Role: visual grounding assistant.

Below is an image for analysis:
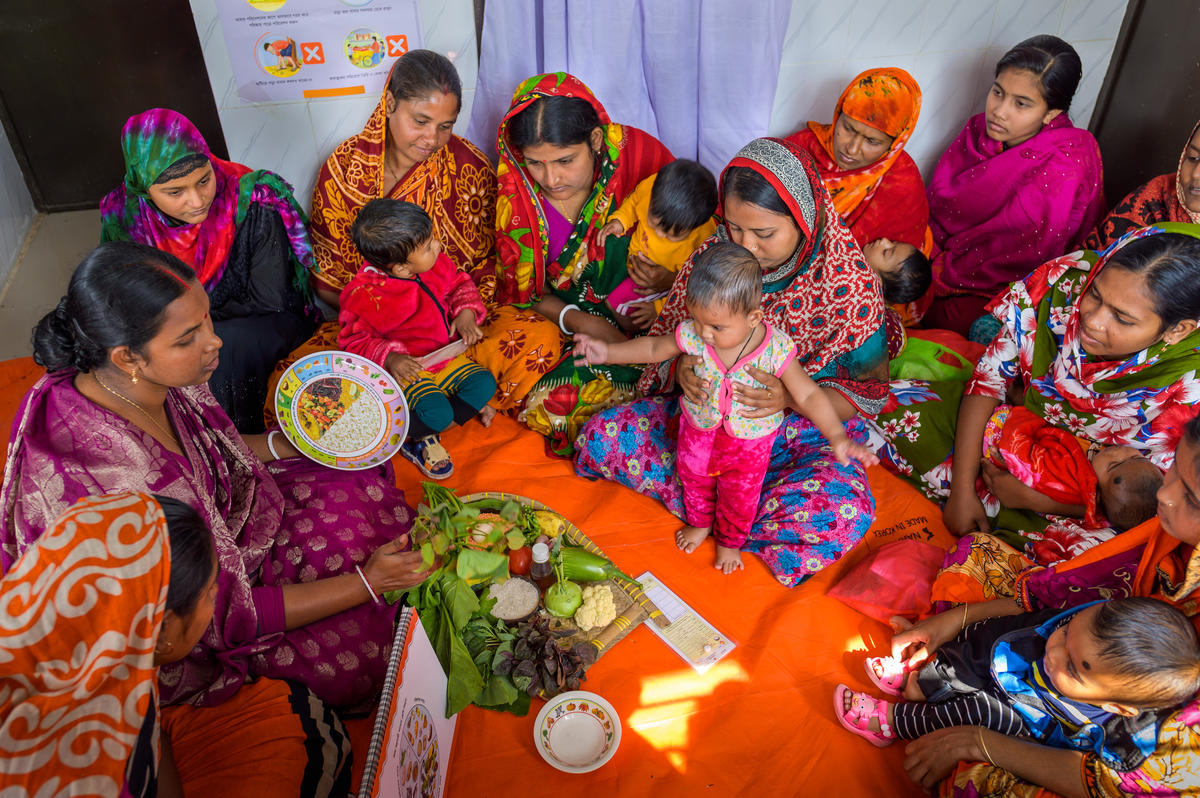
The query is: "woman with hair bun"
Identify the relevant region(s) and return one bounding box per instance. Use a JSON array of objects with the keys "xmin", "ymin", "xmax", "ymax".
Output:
[
  {"xmin": 923, "ymin": 35, "xmax": 1106, "ymax": 339},
  {"xmin": 2, "ymin": 241, "xmax": 434, "ymax": 793}
]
